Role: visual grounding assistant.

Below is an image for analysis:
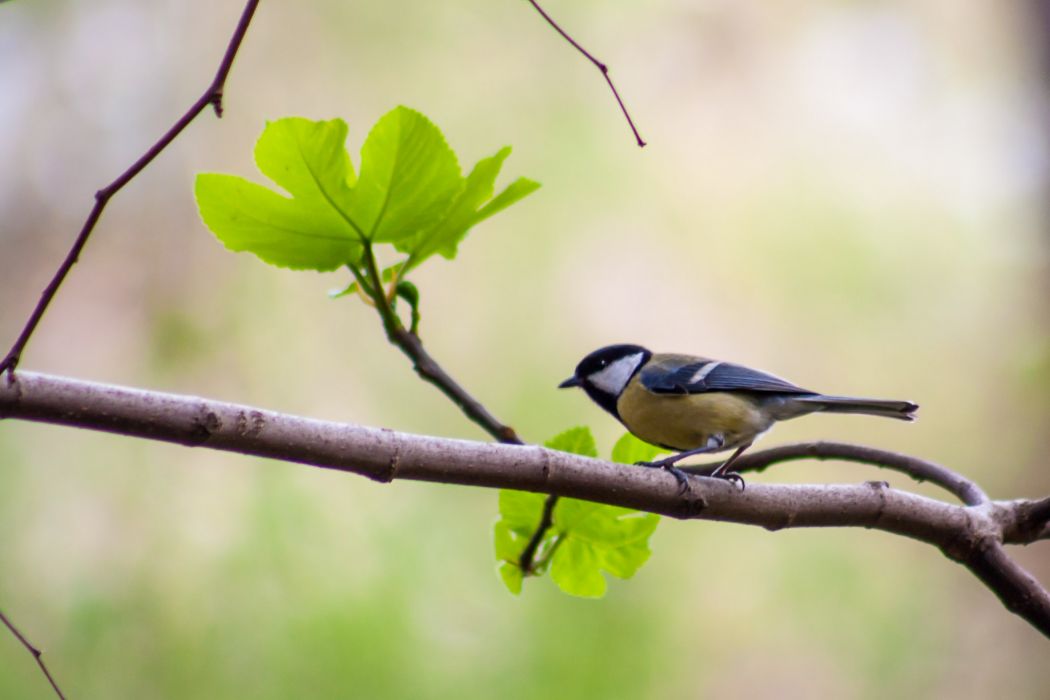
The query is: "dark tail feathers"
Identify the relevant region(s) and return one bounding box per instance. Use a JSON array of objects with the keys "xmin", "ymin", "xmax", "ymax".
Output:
[{"xmin": 795, "ymin": 395, "xmax": 918, "ymax": 421}]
